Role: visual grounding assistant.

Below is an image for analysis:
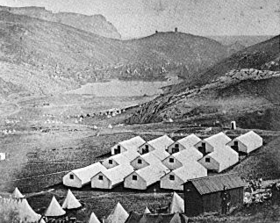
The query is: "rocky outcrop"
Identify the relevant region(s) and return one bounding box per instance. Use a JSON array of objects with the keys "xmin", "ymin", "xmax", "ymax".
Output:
[{"xmin": 0, "ymin": 5, "xmax": 121, "ymax": 39}]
